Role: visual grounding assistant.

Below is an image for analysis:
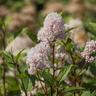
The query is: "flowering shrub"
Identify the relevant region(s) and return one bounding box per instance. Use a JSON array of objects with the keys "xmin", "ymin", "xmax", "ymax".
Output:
[{"xmin": 0, "ymin": 12, "xmax": 96, "ymax": 96}]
